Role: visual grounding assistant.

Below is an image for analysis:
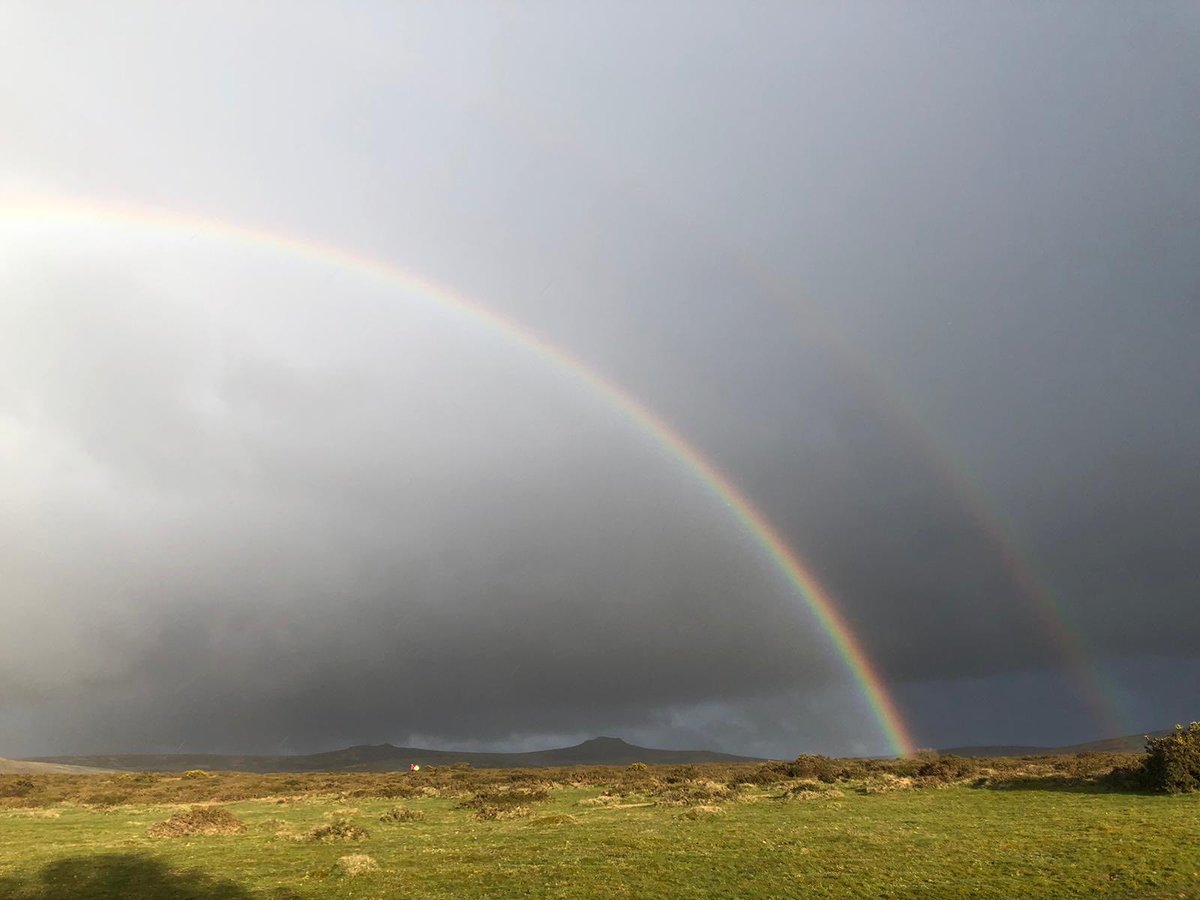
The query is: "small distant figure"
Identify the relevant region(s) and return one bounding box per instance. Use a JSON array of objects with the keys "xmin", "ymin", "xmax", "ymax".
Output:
[{"xmin": 410, "ymin": 763, "xmax": 420, "ymax": 773}]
